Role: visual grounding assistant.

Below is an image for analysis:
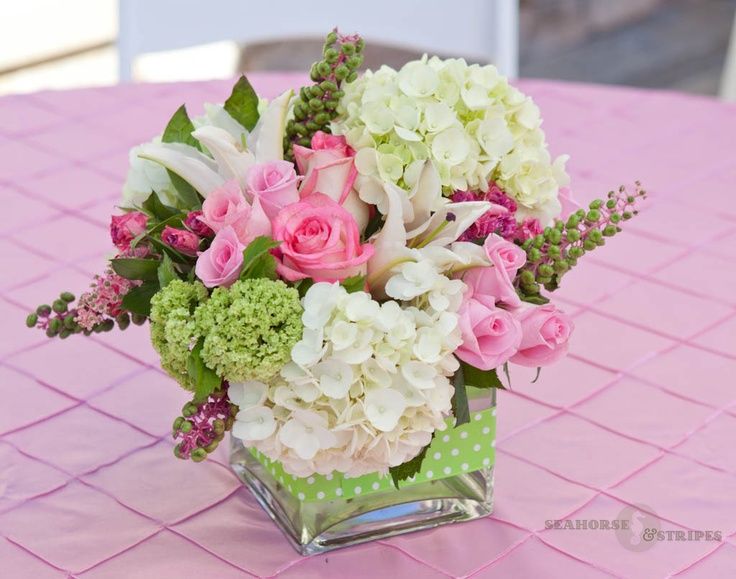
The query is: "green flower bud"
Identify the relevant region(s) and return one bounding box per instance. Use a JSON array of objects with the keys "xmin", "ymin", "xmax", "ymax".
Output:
[
  {"xmin": 583, "ymin": 239, "xmax": 597, "ymax": 251},
  {"xmin": 603, "ymin": 225, "xmax": 618, "ymax": 236},
  {"xmin": 555, "ymin": 220, "xmax": 565, "ymax": 231},
  {"xmin": 320, "ymin": 80, "xmax": 338, "ymax": 92},
  {"xmin": 325, "ymin": 31, "xmax": 338, "ymax": 45},
  {"xmin": 213, "ymin": 418, "xmax": 226, "ymax": 435},
  {"xmin": 606, "ymin": 199, "xmax": 616, "ymax": 209},
  {"xmin": 180, "ymin": 420, "xmax": 193, "ymax": 434},
  {"xmin": 548, "ymin": 245, "xmax": 561, "ymax": 258},
  {"xmin": 52, "ymin": 299, "xmax": 68, "ymax": 314},
  {"xmin": 538, "ymin": 264, "xmax": 554, "ymax": 277},
  {"xmin": 172, "ymin": 416, "xmax": 184, "ymax": 433},
  {"xmin": 588, "ymin": 229, "xmax": 603, "ymax": 243},
  {"xmin": 182, "ymin": 402, "xmax": 198, "ymax": 417},
  {"xmin": 59, "ymin": 329, "xmax": 71, "ymax": 340},
  {"xmin": 341, "ymin": 42, "xmax": 355, "ymax": 55},
  {"xmin": 324, "ymin": 48, "xmax": 339, "ymax": 63},
  {"xmin": 332, "ymin": 89, "xmax": 345, "ymax": 99},
  {"xmin": 26, "ymin": 313, "xmax": 38, "ymax": 328},
  {"xmin": 356, "ymin": 38, "xmax": 365, "ymax": 51},
  {"xmin": 566, "ymin": 215, "xmax": 580, "ymax": 229},
  {"xmin": 46, "ymin": 326, "xmax": 58, "ymax": 338},
  {"xmin": 324, "ymin": 99, "xmax": 339, "ymax": 109},
  {"xmin": 334, "ymin": 64, "xmax": 349, "ymax": 80},
  {"xmin": 191, "ymin": 448, "xmax": 207, "ymax": 462},
  {"xmin": 317, "ymin": 61, "xmax": 331, "ymax": 77},
  {"xmin": 519, "ymin": 270, "xmax": 535, "ymax": 286},
  {"xmin": 532, "ymin": 235, "xmax": 545, "ymax": 248},
  {"xmin": 610, "ymin": 213, "xmax": 621, "ymax": 223},
  {"xmin": 346, "ymin": 71, "xmax": 358, "ymax": 83},
  {"xmin": 131, "ymin": 314, "xmax": 147, "ymax": 326},
  {"xmin": 63, "ymin": 316, "xmax": 77, "ymax": 330},
  {"xmin": 548, "ymin": 229, "xmax": 562, "ymax": 244},
  {"xmin": 117, "ymin": 312, "xmax": 130, "ymax": 330},
  {"xmin": 575, "ymin": 209, "xmax": 586, "ymax": 219},
  {"xmin": 100, "ymin": 319, "xmax": 115, "ymax": 332},
  {"xmin": 347, "ymin": 55, "xmax": 363, "ymax": 69},
  {"xmin": 60, "ymin": 292, "xmax": 75, "ymax": 303},
  {"xmin": 36, "ymin": 304, "xmax": 52, "ymax": 317},
  {"xmin": 537, "ymin": 276, "xmax": 552, "ymax": 286},
  {"xmin": 566, "ymin": 229, "xmax": 581, "ymax": 242},
  {"xmin": 305, "ymin": 120, "xmax": 320, "ymax": 131},
  {"xmin": 586, "ymin": 209, "xmax": 600, "ymax": 223},
  {"xmin": 173, "ymin": 444, "xmax": 184, "ymax": 459},
  {"xmin": 309, "ymin": 65, "xmax": 320, "ymax": 82},
  {"xmin": 298, "ymin": 137, "xmax": 312, "ymax": 147},
  {"xmin": 589, "ymin": 199, "xmax": 603, "ymax": 210},
  {"xmin": 49, "ymin": 318, "xmax": 62, "ymax": 332},
  {"xmin": 554, "ymin": 260, "xmax": 569, "ymax": 273},
  {"xmin": 314, "ymin": 112, "xmax": 330, "ymax": 125},
  {"xmin": 622, "ymin": 211, "xmax": 633, "ymax": 220},
  {"xmin": 528, "ymin": 247, "xmax": 542, "ymax": 262},
  {"xmin": 308, "ymin": 98, "xmax": 324, "ymax": 111}
]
